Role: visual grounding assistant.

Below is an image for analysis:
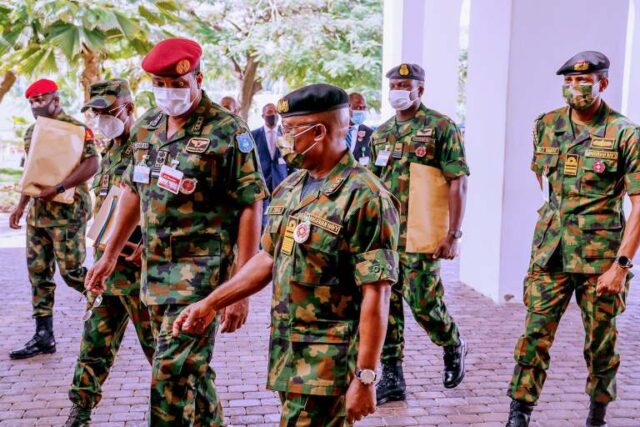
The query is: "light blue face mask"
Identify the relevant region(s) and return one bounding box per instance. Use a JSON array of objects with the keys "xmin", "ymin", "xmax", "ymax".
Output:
[{"xmin": 352, "ymin": 110, "xmax": 367, "ymax": 126}]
